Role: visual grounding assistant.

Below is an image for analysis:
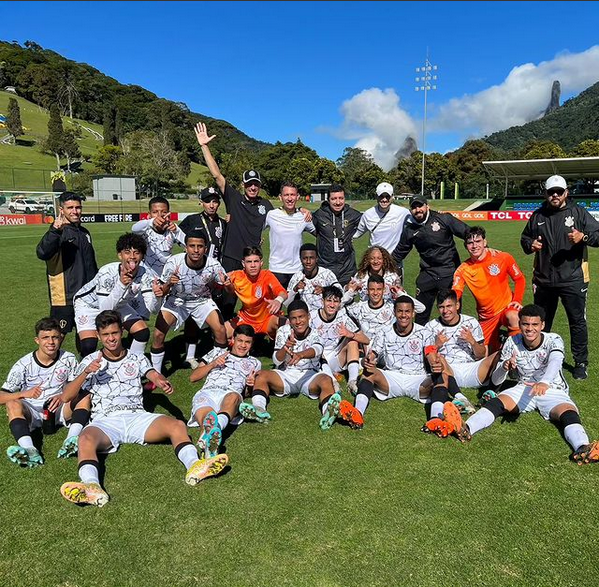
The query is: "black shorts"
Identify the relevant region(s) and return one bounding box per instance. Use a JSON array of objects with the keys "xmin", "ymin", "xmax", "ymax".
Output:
[{"xmin": 50, "ymin": 305, "xmax": 75, "ymax": 334}]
